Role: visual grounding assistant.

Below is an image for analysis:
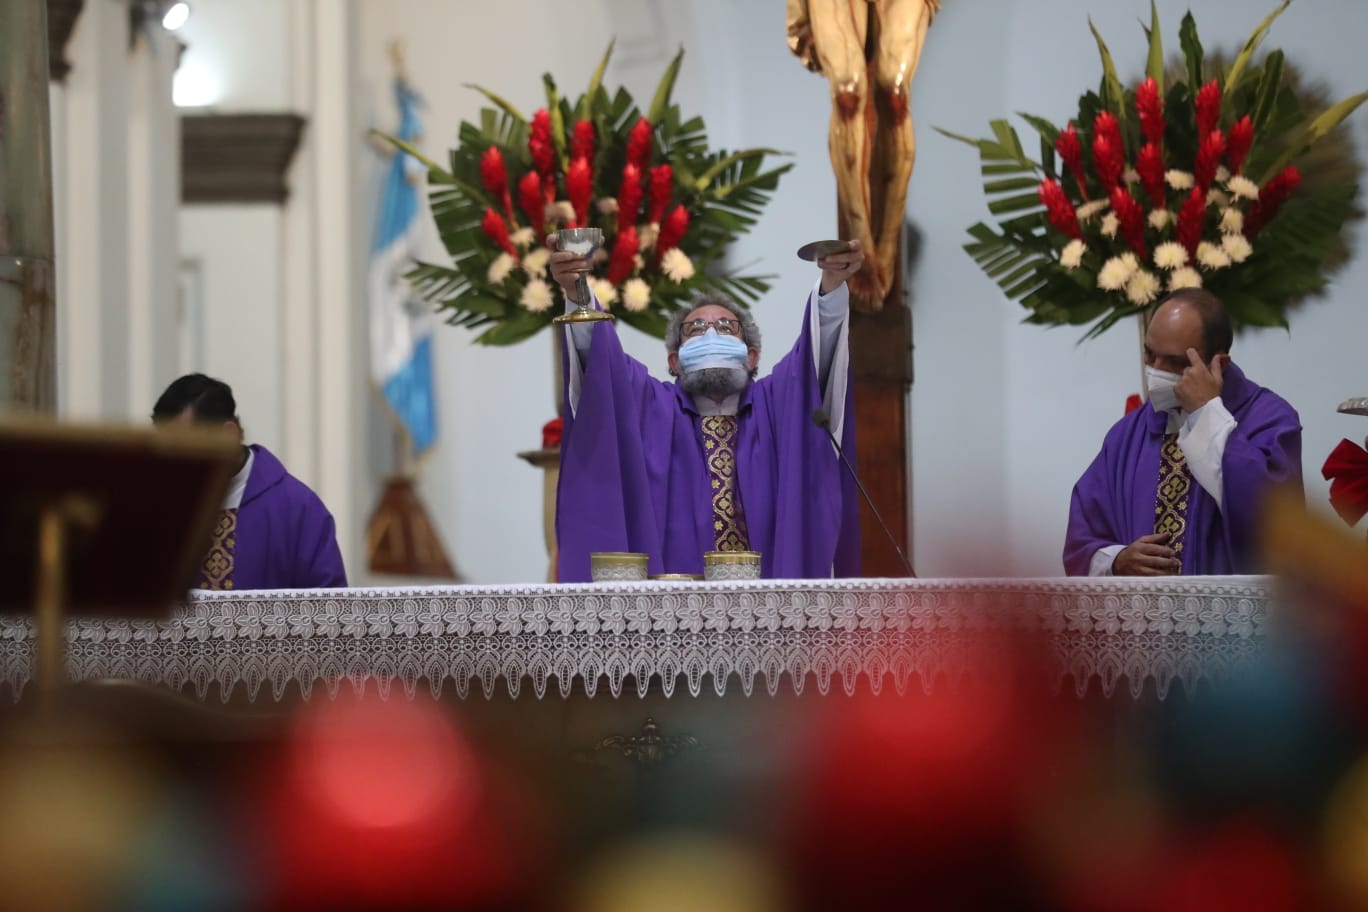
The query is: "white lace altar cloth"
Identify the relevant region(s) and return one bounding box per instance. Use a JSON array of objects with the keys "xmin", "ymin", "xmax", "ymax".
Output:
[{"xmin": 0, "ymin": 576, "xmax": 1274, "ymax": 702}]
